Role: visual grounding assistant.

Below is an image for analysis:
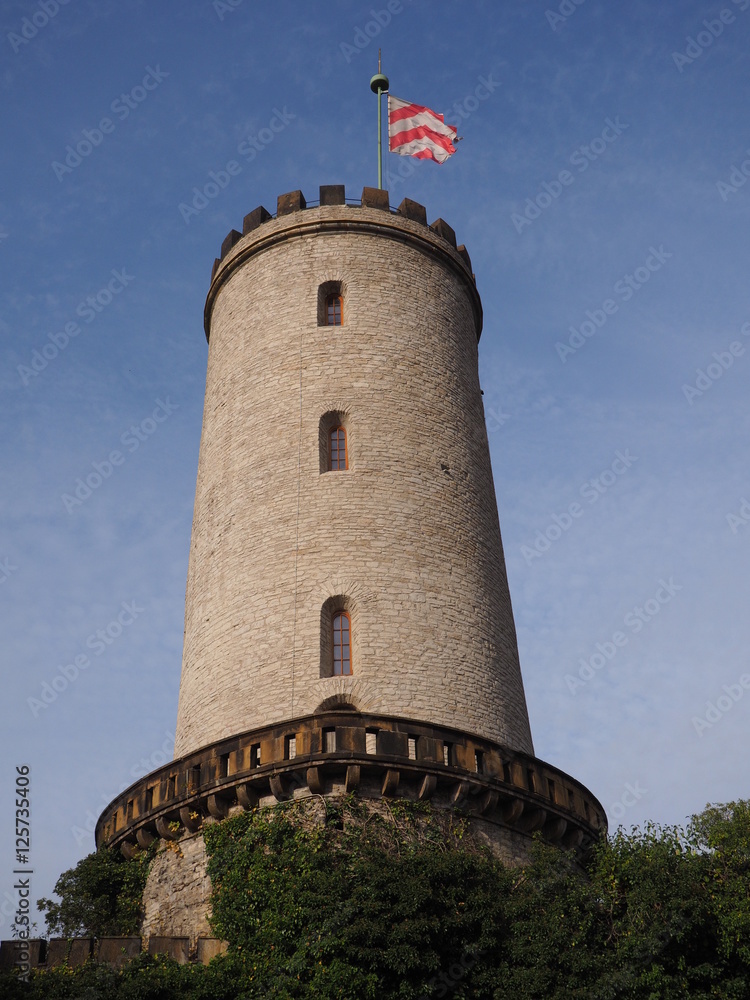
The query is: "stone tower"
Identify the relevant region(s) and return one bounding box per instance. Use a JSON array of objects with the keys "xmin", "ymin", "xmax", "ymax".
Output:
[{"xmin": 96, "ymin": 185, "xmax": 606, "ymax": 946}]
